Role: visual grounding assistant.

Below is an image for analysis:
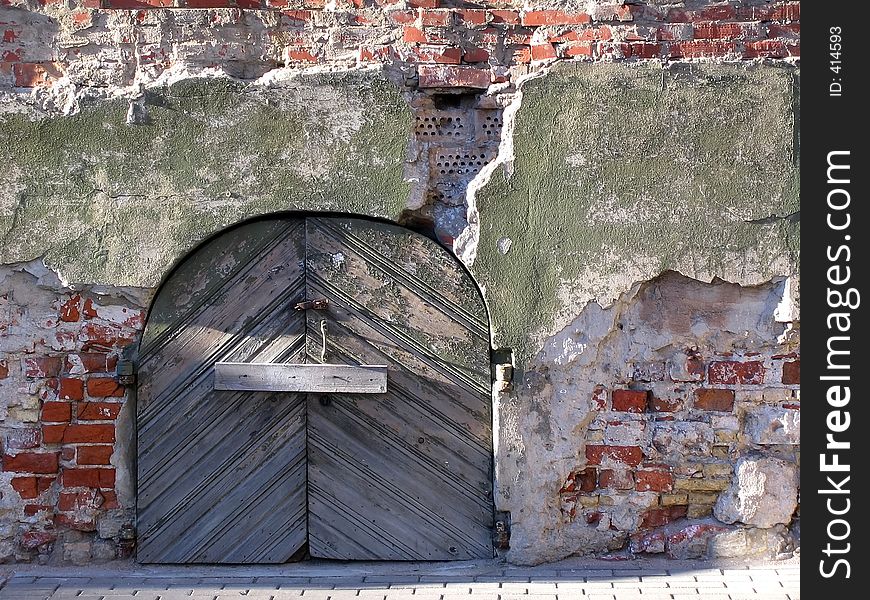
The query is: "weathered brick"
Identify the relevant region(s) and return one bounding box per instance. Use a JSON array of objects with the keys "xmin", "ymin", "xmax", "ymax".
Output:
[
  {"xmin": 77, "ymin": 445, "xmax": 114, "ymax": 466},
  {"xmin": 522, "ymin": 10, "xmax": 591, "ymax": 26},
  {"xmin": 598, "ymin": 469, "xmax": 634, "ymax": 490},
  {"xmin": 0, "ymin": 359, "xmax": 7, "ymax": 379},
  {"xmin": 612, "ymin": 389, "xmax": 649, "ymax": 413},
  {"xmin": 62, "ymin": 467, "xmax": 116, "ymax": 489},
  {"xmin": 782, "ymin": 359, "xmax": 800, "ymax": 384},
  {"xmin": 635, "ymin": 469, "xmax": 674, "ymax": 492},
  {"xmin": 2, "ymin": 452, "xmax": 59, "ymax": 474},
  {"xmin": 694, "ymin": 388, "xmax": 735, "ymax": 411},
  {"xmin": 640, "ymin": 505, "xmax": 687, "ymax": 529},
  {"xmin": 20, "ymin": 530, "xmax": 58, "ymax": 550},
  {"xmin": 59, "ymin": 295, "xmax": 81, "ymax": 322},
  {"xmin": 708, "ymin": 360, "xmax": 766, "ymax": 385},
  {"xmin": 23, "ymin": 356, "xmax": 62, "ymax": 378},
  {"xmin": 530, "ymin": 43, "xmax": 557, "ymax": 61},
  {"xmin": 87, "ymin": 378, "xmax": 125, "ymax": 398},
  {"xmin": 42, "ymin": 402, "xmax": 72, "ymax": 423},
  {"xmin": 490, "ymin": 10, "xmax": 520, "ymax": 25},
  {"xmin": 78, "ymin": 402, "xmax": 122, "ymax": 421},
  {"xmin": 42, "ymin": 424, "xmax": 115, "ymax": 444},
  {"xmin": 585, "ymin": 445, "xmax": 643, "ymax": 467},
  {"xmin": 65, "ymin": 353, "xmax": 119, "ymax": 375},
  {"xmin": 674, "ymin": 477, "xmax": 730, "ymax": 492},
  {"xmin": 591, "ymin": 385, "xmax": 608, "ymax": 410},
  {"xmin": 11, "ymin": 476, "xmax": 38, "ymax": 499},
  {"xmin": 660, "ymin": 492, "xmax": 689, "ymax": 506},
  {"xmin": 5, "ymin": 428, "xmax": 41, "ymax": 450},
  {"xmin": 668, "ymin": 40, "xmax": 736, "ymax": 58},
  {"xmin": 650, "ymin": 395, "xmax": 682, "ymax": 412},
  {"xmin": 418, "ymin": 65, "xmax": 491, "ymax": 88}
]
